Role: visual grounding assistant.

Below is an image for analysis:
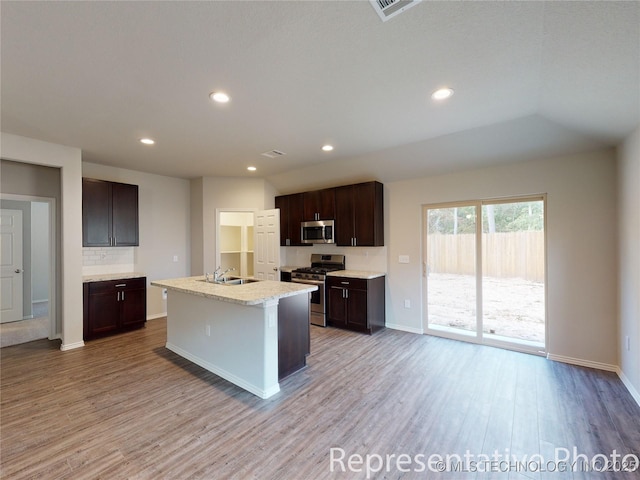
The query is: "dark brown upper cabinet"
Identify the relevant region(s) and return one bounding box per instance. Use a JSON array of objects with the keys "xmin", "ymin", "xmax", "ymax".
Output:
[
  {"xmin": 275, "ymin": 193, "xmax": 308, "ymax": 247},
  {"xmin": 83, "ymin": 178, "xmax": 139, "ymax": 247},
  {"xmin": 335, "ymin": 181, "xmax": 384, "ymax": 247},
  {"xmin": 303, "ymin": 188, "xmax": 335, "ymax": 221}
]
